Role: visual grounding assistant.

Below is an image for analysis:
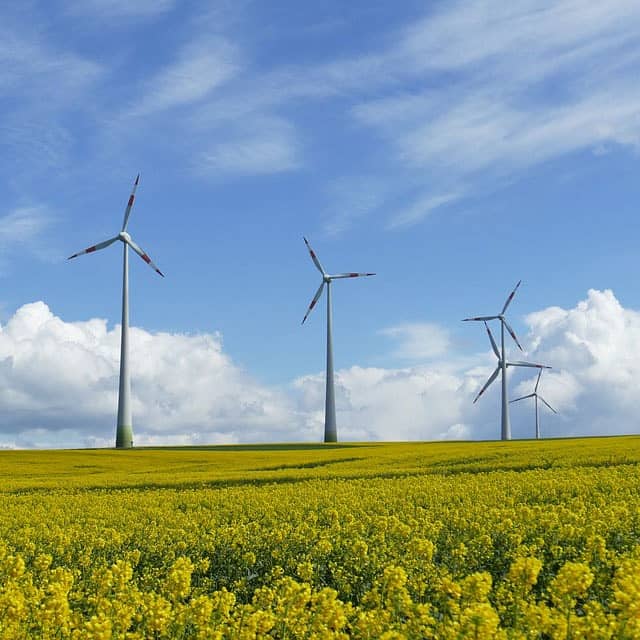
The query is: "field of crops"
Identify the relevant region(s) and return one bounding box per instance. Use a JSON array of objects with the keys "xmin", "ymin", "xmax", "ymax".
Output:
[{"xmin": 0, "ymin": 436, "xmax": 639, "ymax": 639}]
